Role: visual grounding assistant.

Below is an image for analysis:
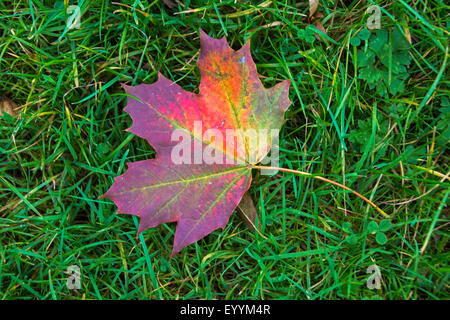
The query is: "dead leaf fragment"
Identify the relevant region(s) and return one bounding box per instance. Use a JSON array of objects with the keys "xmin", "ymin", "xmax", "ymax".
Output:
[
  {"xmin": 236, "ymin": 192, "xmax": 259, "ymax": 231},
  {"xmin": 0, "ymin": 97, "xmax": 18, "ymax": 116},
  {"xmin": 309, "ymin": 0, "xmax": 319, "ymax": 17},
  {"xmin": 162, "ymin": 0, "xmax": 176, "ymax": 8},
  {"xmin": 314, "ymin": 21, "xmax": 327, "ymax": 37}
]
